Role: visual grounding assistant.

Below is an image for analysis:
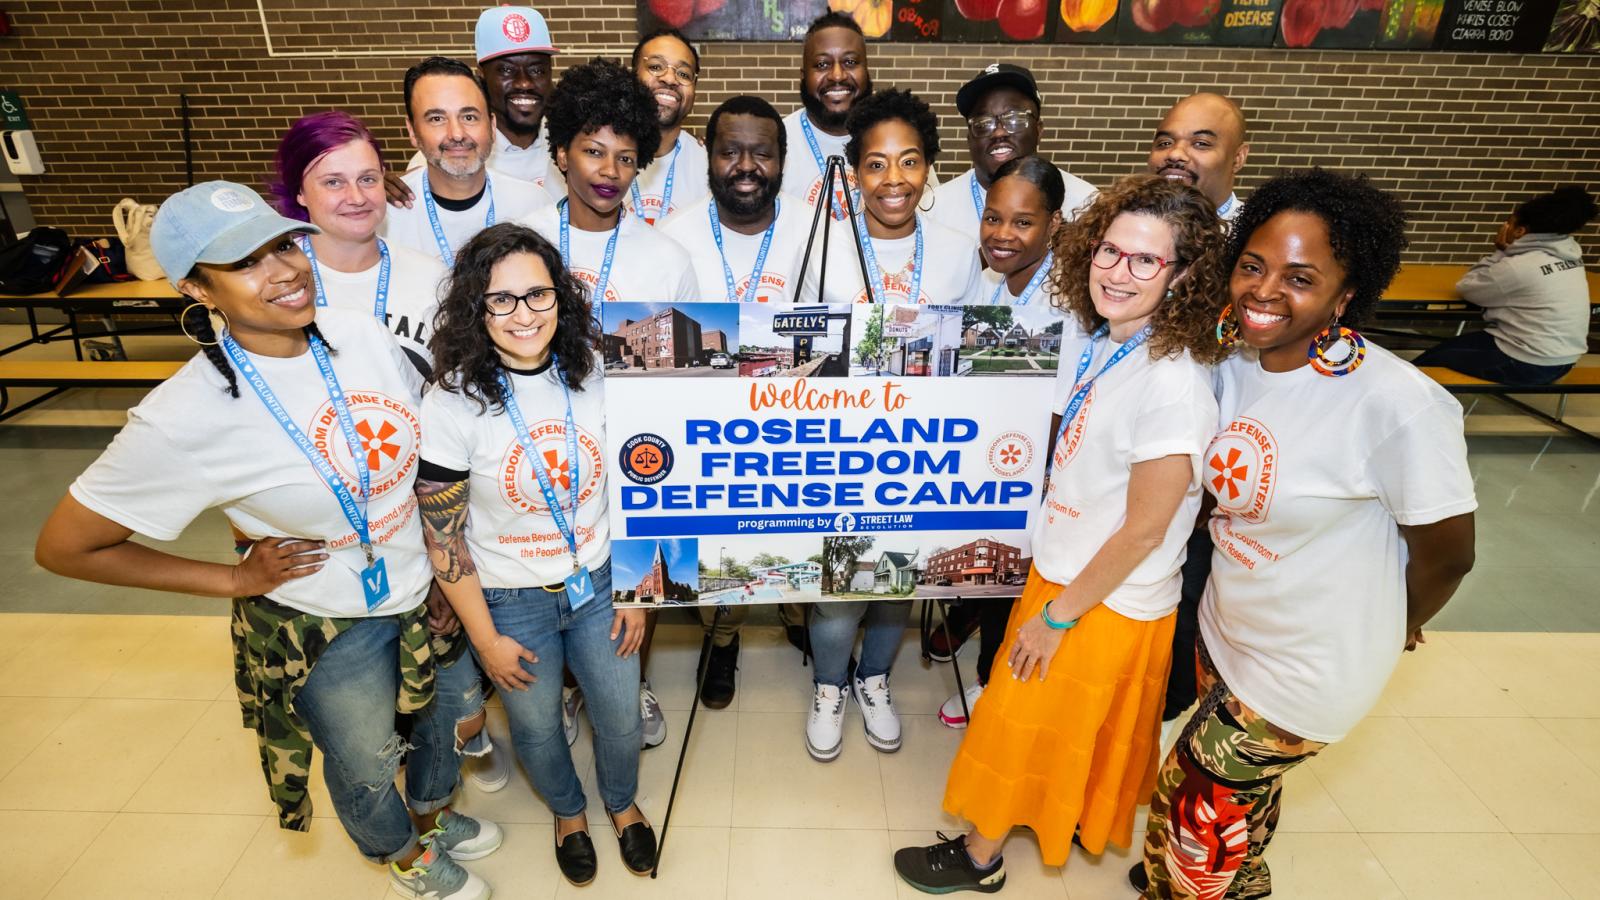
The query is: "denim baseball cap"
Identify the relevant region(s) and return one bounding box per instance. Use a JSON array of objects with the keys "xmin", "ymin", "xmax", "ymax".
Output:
[
  {"xmin": 151, "ymin": 181, "xmax": 319, "ymax": 289},
  {"xmin": 476, "ymin": 6, "xmax": 559, "ymax": 63}
]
